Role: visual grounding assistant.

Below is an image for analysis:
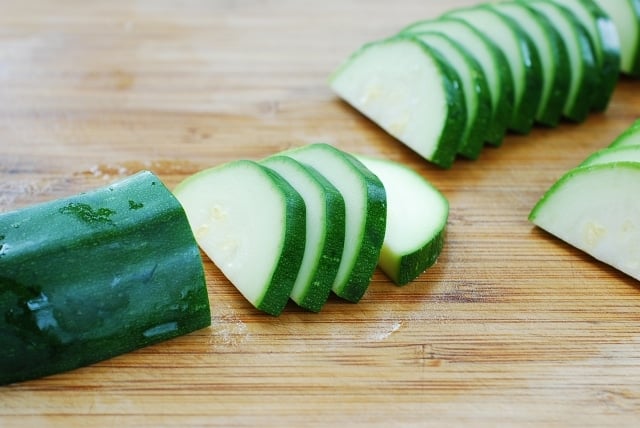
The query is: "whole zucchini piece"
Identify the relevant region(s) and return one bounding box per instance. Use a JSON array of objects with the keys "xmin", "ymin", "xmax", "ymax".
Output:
[{"xmin": 0, "ymin": 170, "xmax": 211, "ymax": 385}]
